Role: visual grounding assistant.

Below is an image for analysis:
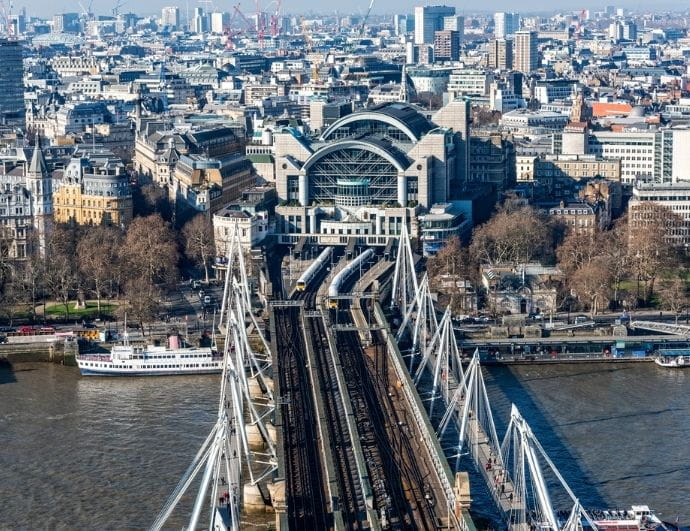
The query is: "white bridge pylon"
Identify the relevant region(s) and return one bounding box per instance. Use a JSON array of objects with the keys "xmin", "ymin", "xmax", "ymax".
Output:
[
  {"xmin": 413, "ymin": 307, "xmax": 463, "ymax": 413},
  {"xmin": 397, "ymin": 273, "xmax": 438, "ymax": 368},
  {"xmin": 151, "ymin": 224, "xmax": 277, "ymax": 531},
  {"xmin": 390, "ymin": 219, "xmax": 418, "ymax": 311},
  {"xmin": 501, "ymin": 405, "xmax": 598, "ymax": 531}
]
